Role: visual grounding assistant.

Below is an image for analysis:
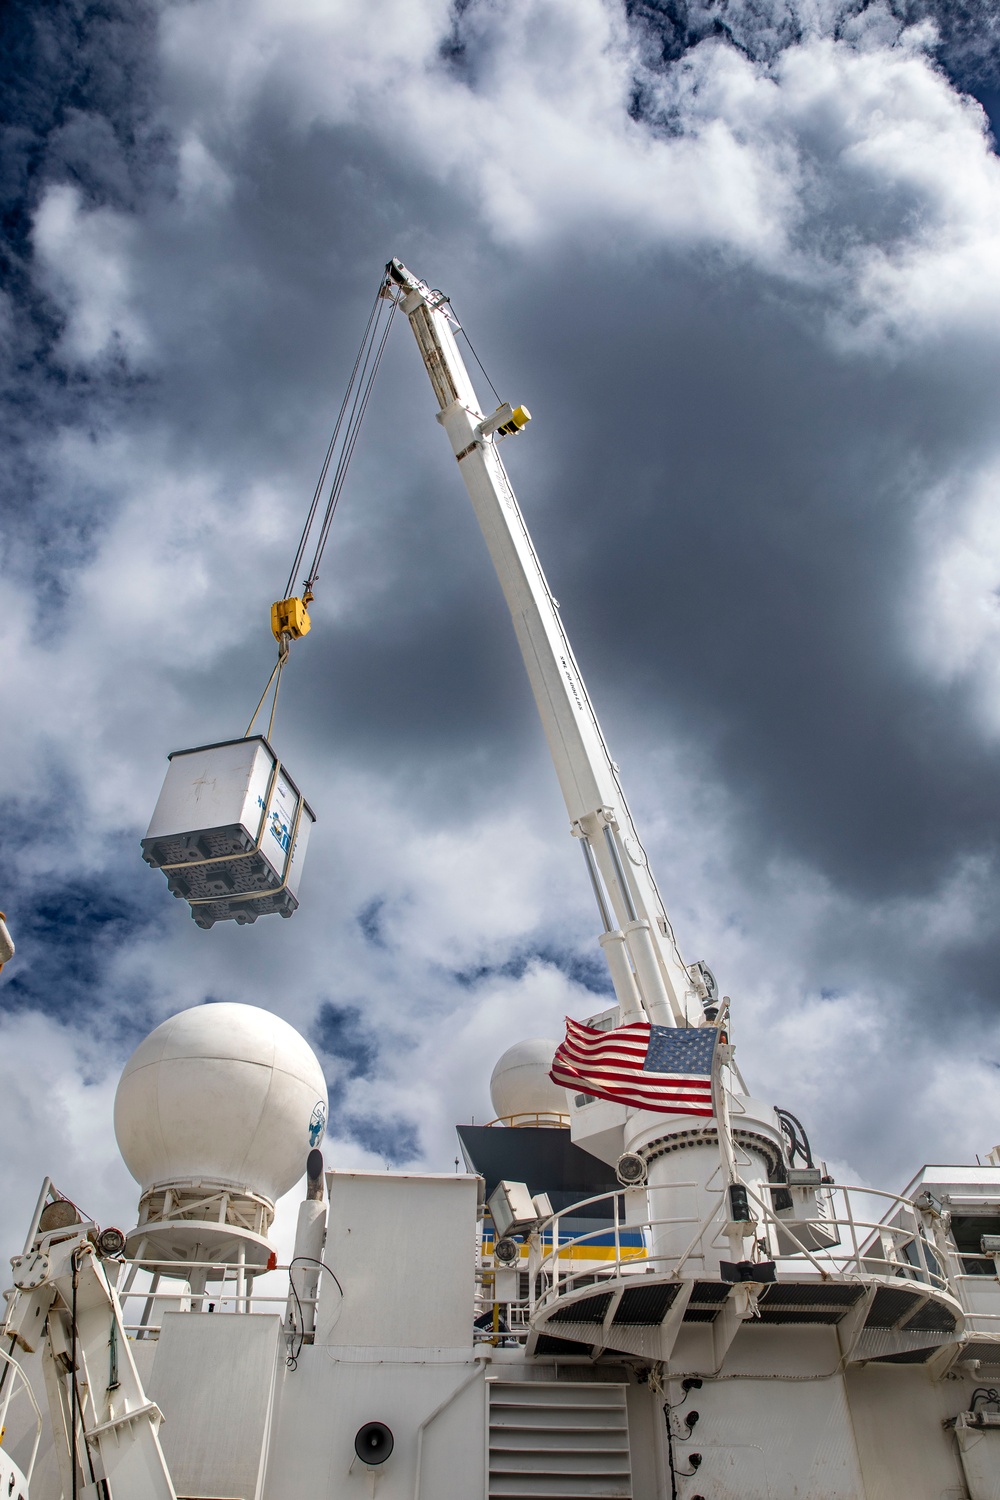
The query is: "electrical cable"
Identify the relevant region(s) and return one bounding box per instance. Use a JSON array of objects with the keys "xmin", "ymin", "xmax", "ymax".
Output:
[
  {"xmin": 664, "ymin": 1378, "xmax": 702, "ymax": 1410},
  {"xmin": 662, "ymin": 1402, "xmax": 679, "ymax": 1500},
  {"xmin": 68, "ymin": 1248, "xmax": 105, "ymax": 1497},
  {"xmin": 285, "ymin": 1275, "xmax": 304, "ymax": 1371},
  {"xmin": 70, "ymin": 1252, "xmax": 79, "ymax": 1500},
  {"xmin": 291, "ymin": 1254, "xmax": 344, "ymax": 1298},
  {"xmin": 285, "ymin": 1255, "xmax": 344, "ymax": 1370}
]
